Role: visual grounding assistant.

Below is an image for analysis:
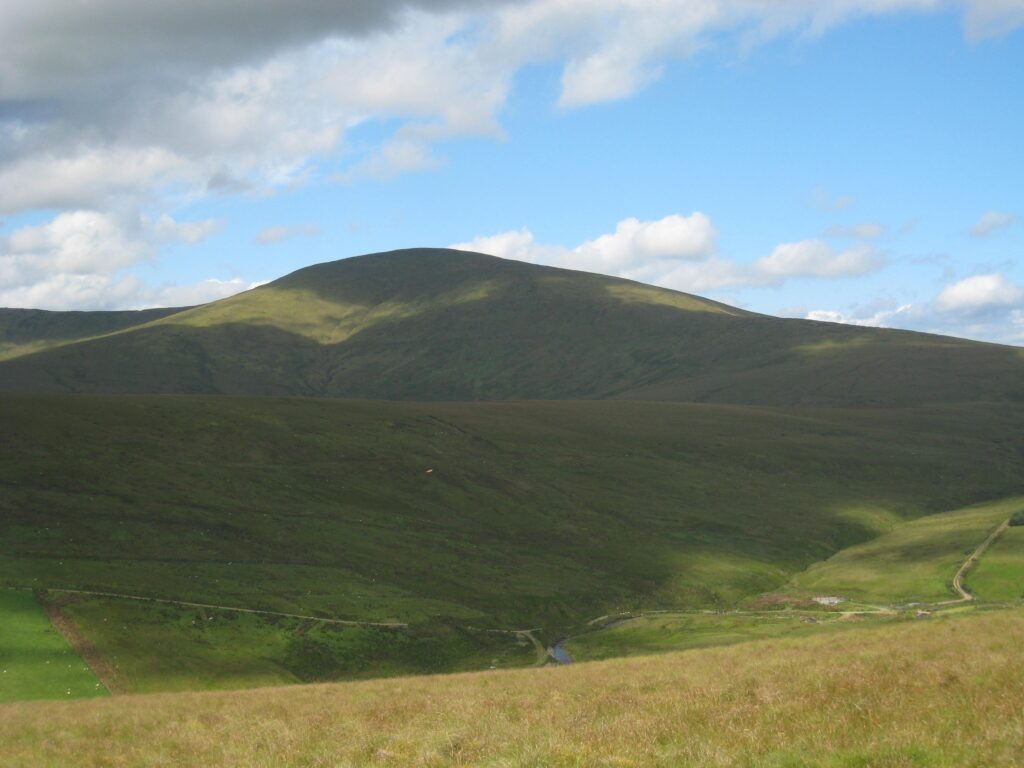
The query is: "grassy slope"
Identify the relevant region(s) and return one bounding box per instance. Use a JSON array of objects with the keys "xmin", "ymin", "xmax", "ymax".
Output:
[
  {"xmin": 790, "ymin": 497, "xmax": 1024, "ymax": 603},
  {"xmin": 969, "ymin": 522, "xmax": 1024, "ymax": 601},
  {"xmin": 2, "ymin": 394, "xmax": 1024, "ymax": 692},
  {"xmin": 0, "ymin": 590, "xmax": 106, "ymax": 703},
  {"xmin": 565, "ymin": 608, "xmax": 899, "ymax": 662},
  {"xmin": 3, "ymin": 608, "xmax": 1023, "ymax": 767},
  {"xmin": 0, "ymin": 306, "xmax": 186, "ymax": 361},
  {"xmin": 2, "ymin": 249, "xmax": 1022, "ymax": 405},
  {"xmin": 47, "ymin": 597, "xmax": 532, "ymax": 694}
]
